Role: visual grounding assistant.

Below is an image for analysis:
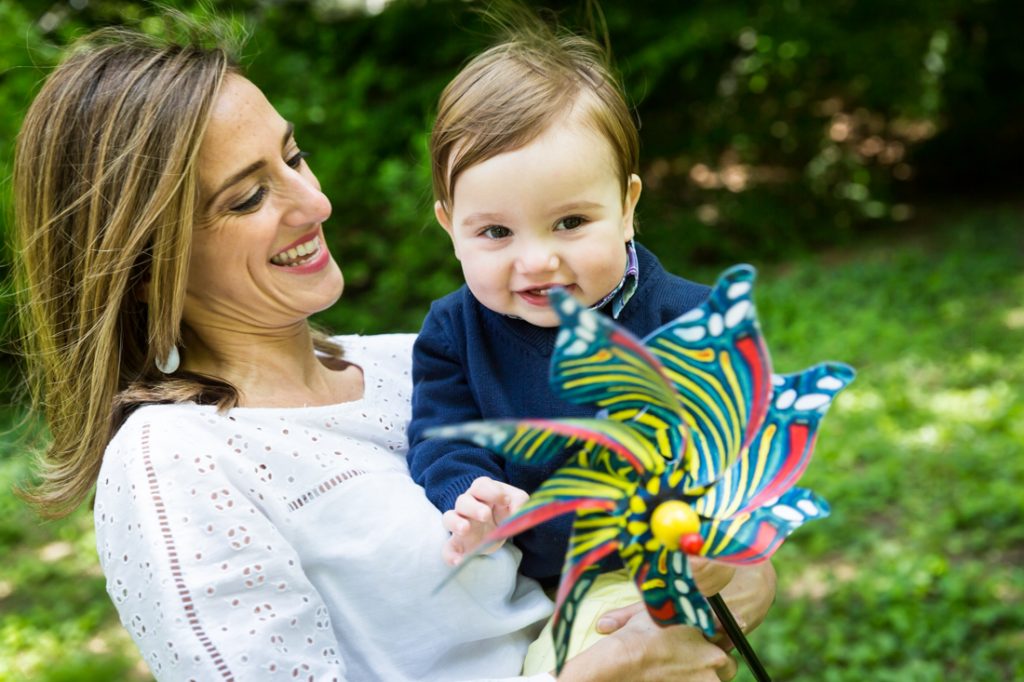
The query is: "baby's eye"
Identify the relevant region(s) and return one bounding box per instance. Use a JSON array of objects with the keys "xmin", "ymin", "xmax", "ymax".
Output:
[
  {"xmin": 230, "ymin": 186, "xmax": 267, "ymax": 213},
  {"xmin": 481, "ymin": 225, "xmax": 512, "ymax": 240},
  {"xmin": 287, "ymin": 150, "xmax": 310, "ymax": 169},
  {"xmin": 555, "ymin": 215, "xmax": 586, "ymax": 231}
]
